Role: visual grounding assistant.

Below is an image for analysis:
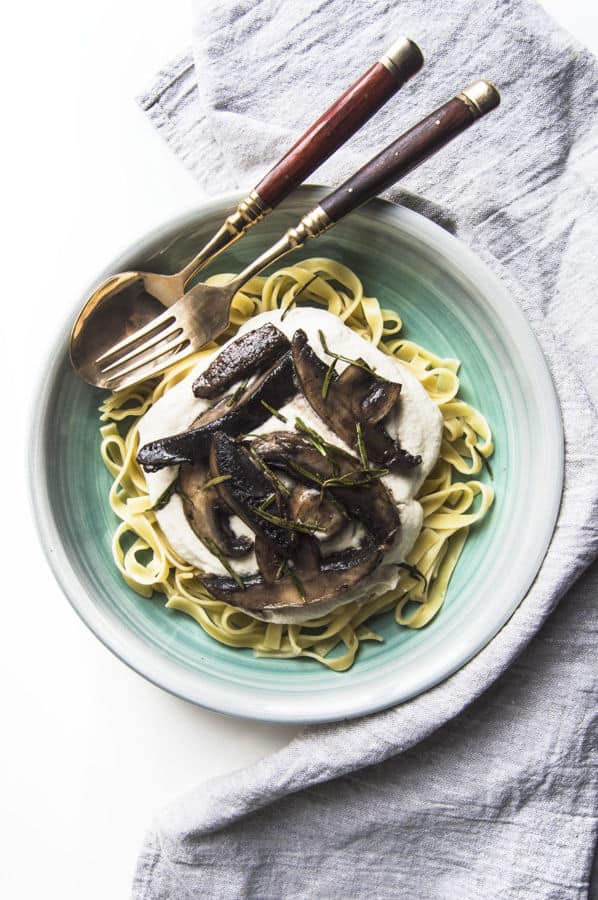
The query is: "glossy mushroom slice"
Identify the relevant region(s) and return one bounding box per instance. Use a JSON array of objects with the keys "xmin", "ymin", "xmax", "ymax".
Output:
[
  {"xmin": 252, "ymin": 533, "xmax": 321, "ymax": 585},
  {"xmin": 254, "ymin": 535, "xmax": 284, "ymax": 584},
  {"xmin": 291, "ymin": 330, "xmax": 421, "ymax": 469},
  {"xmin": 177, "ymin": 461, "xmax": 252, "ymax": 558},
  {"xmin": 199, "ymin": 539, "xmax": 384, "ymax": 616},
  {"xmin": 288, "ymin": 486, "xmax": 346, "ymax": 538},
  {"xmin": 335, "ymin": 360, "xmax": 402, "ymax": 425},
  {"xmin": 192, "ymin": 323, "xmax": 290, "ymax": 398},
  {"xmin": 137, "ymin": 350, "xmax": 296, "ymax": 472},
  {"xmin": 251, "ymin": 432, "xmax": 400, "ymax": 548},
  {"xmin": 209, "ymin": 432, "xmax": 299, "ymax": 558}
]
